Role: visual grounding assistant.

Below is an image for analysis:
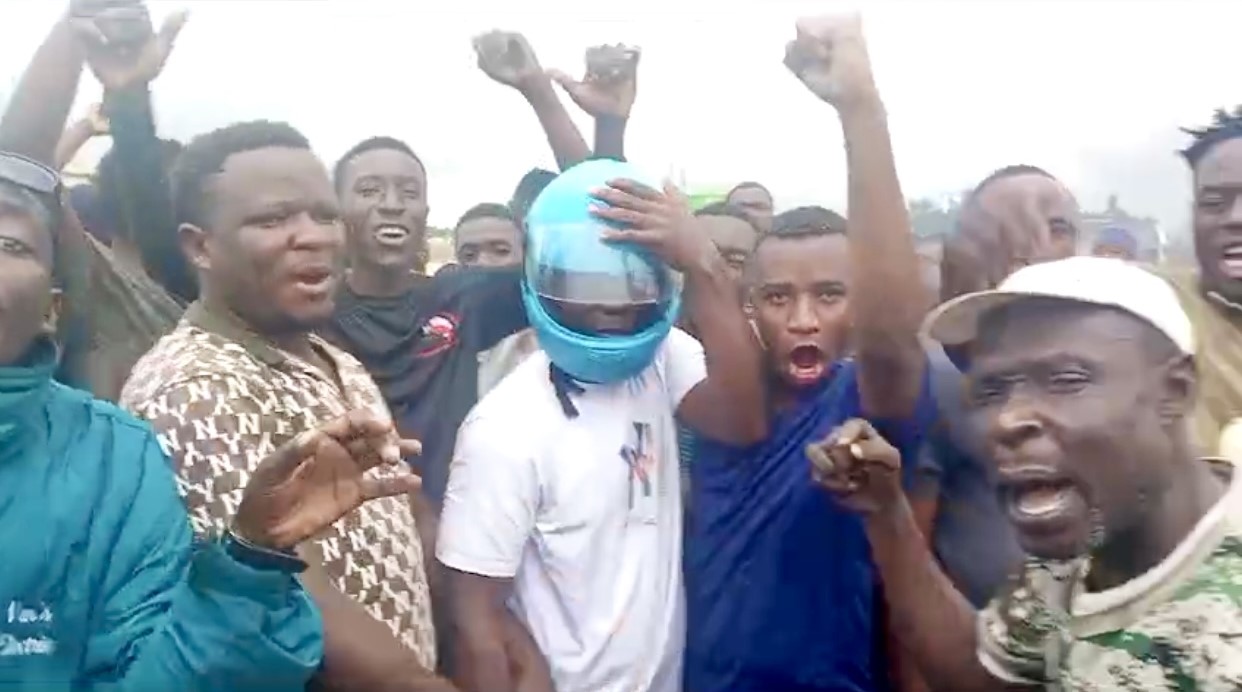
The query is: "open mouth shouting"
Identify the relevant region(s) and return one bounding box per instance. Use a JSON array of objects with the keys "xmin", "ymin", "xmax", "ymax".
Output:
[
  {"xmin": 373, "ymin": 224, "xmax": 411, "ymax": 249},
  {"xmin": 787, "ymin": 343, "xmax": 827, "ymax": 385},
  {"xmin": 999, "ymin": 466, "xmax": 1091, "ymax": 558},
  {"xmin": 290, "ymin": 264, "xmax": 335, "ymax": 299},
  {"xmin": 1219, "ymin": 240, "xmax": 1242, "ymax": 279}
]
